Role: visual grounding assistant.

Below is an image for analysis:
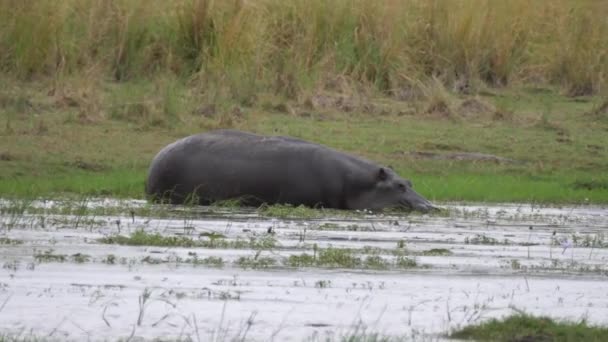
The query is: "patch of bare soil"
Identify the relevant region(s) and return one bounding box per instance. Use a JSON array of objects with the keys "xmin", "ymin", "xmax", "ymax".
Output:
[
  {"xmin": 296, "ymin": 92, "xmax": 396, "ymax": 117},
  {"xmin": 397, "ymin": 150, "xmax": 522, "ymax": 164},
  {"xmin": 69, "ymin": 158, "xmax": 107, "ymax": 172},
  {"xmin": 424, "ymin": 98, "xmax": 454, "ymax": 119},
  {"xmin": 0, "ymin": 151, "xmax": 15, "ymax": 161},
  {"xmin": 458, "ymin": 98, "xmax": 495, "ymax": 116},
  {"xmin": 420, "ymin": 142, "xmax": 464, "ymax": 151},
  {"xmin": 194, "ymin": 104, "xmax": 217, "ymax": 118},
  {"xmin": 303, "ymin": 93, "xmax": 359, "ymax": 113},
  {"xmin": 456, "ymin": 97, "xmax": 513, "ymax": 122},
  {"xmin": 586, "ymin": 99, "xmax": 608, "ymax": 119}
]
